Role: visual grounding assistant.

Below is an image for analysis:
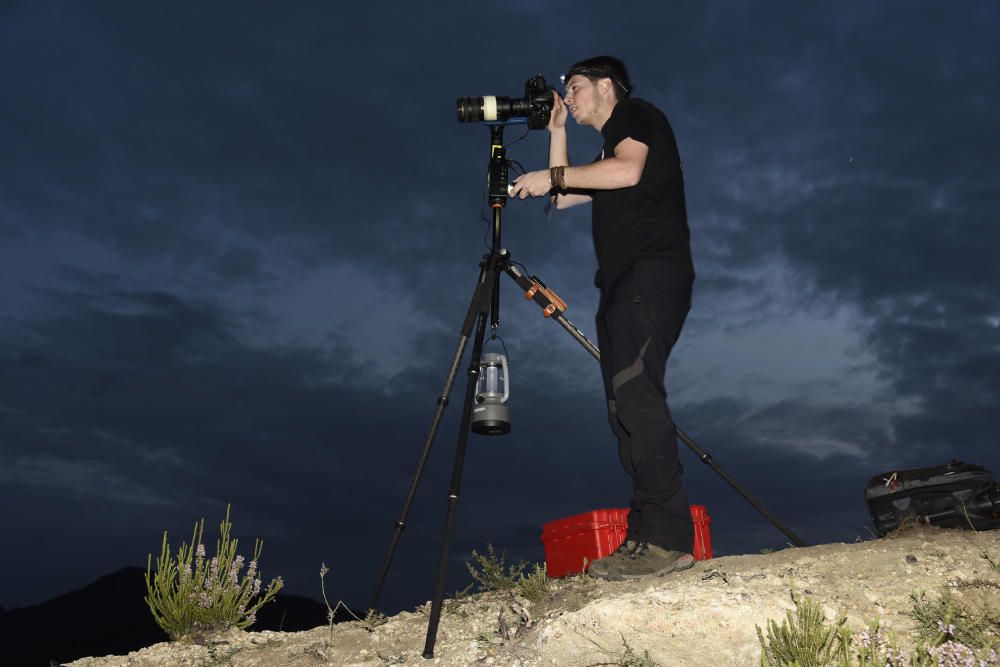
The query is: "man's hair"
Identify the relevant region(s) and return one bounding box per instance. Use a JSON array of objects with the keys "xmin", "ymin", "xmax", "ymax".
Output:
[{"xmin": 564, "ymin": 56, "xmax": 632, "ymax": 101}]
